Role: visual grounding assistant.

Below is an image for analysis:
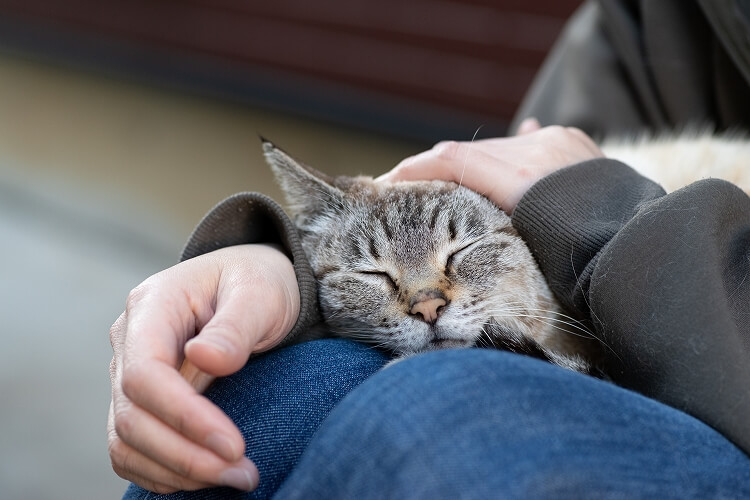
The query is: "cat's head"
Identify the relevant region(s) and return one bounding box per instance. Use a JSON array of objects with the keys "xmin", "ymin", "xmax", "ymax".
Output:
[{"xmin": 264, "ymin": 140, "xmax": 559, "ymax": 356}]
